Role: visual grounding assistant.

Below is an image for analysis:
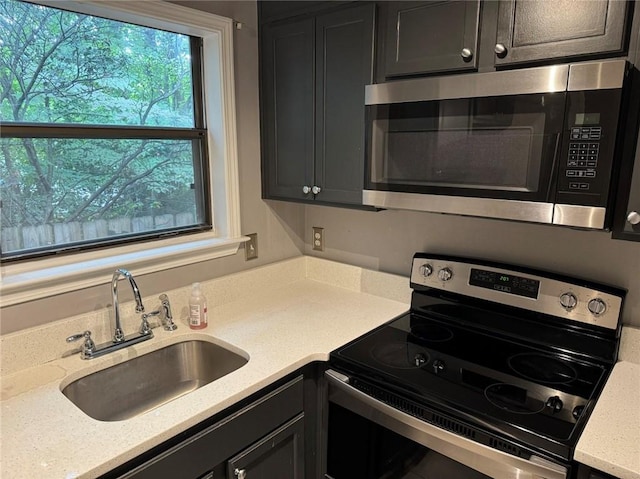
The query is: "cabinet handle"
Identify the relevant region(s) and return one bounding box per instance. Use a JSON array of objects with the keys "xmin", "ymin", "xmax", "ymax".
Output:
[
  {"xmin": 627, "ymin": 211, "xmax": 640, "ymax": 225},
  {"xmin": 234, "ymin": 468, "xmax": 247, "ymax": 479},
  {"xmin": 311, "ymin": 185, "xmax": 322, "ymax": 195},
  {"xmin": 302, "ymin": 185, "xmax": 311, "ymax": 194},
  {"xmin": 460, "ymin": 47, "xmax": 473, "ymax": 62},
  {"xmin": 494, "ymin": 43, "xmax": 508, "ymax": 58}
]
